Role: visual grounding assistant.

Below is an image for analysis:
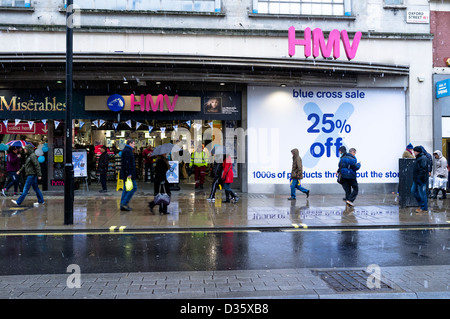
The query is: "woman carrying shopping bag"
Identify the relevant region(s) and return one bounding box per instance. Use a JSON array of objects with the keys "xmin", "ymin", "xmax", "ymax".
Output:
[{"xmin": 148, "ymin": 154, "xmax": 171, "ymax": 214}]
